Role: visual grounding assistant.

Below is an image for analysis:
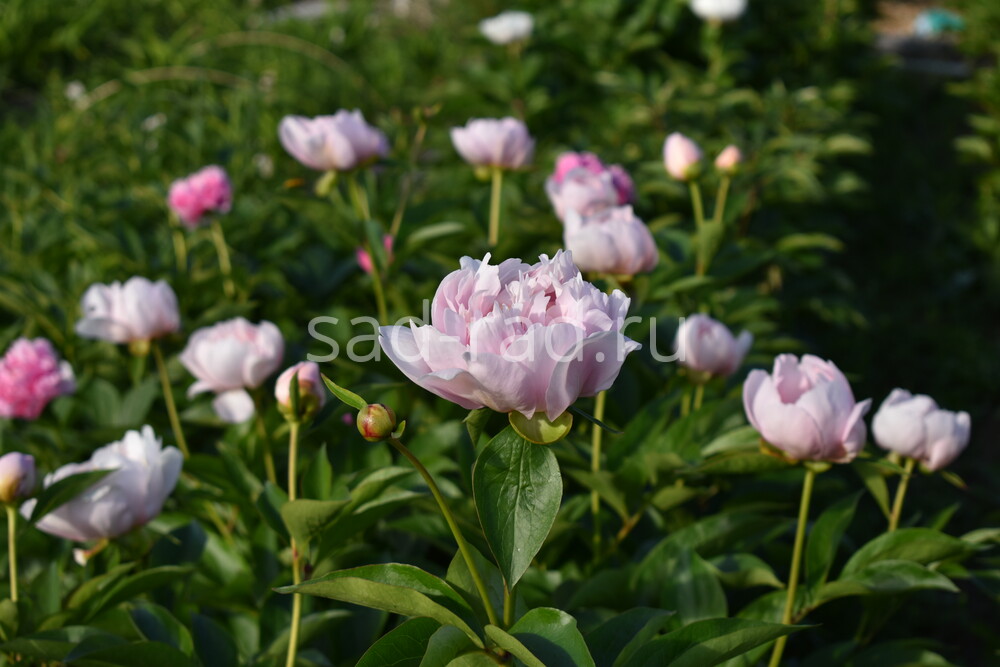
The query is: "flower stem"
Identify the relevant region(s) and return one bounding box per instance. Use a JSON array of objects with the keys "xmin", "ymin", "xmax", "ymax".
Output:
[
  {"xmin": 254, "ymin": 410, "xmax": 278, "ymax": 487},
  {"xmin": 388, "ymin": 437, "xmax": 500, "ymax": 628},
  {"xmin": 689, "ymin": 182, "xmax": 707, "ymax": 276},
  {"xmin": 152, "ymin": 342, "xmax": 190, "ymax": 458},
  {"xmin": 364, "ymin": 239, "xmax": 389, "ymax": 325},
  {"xmin": 389, "ymin": 118, "xmax": 428, "ymax": 238},
  {"xmin": 488, "ymin": 167, "xmax": 504, "ymax": 247},
  {"xmin": 172, "ymin": 225, "xmax": 188, "ymax": 274},
  {"xmin": 590, "ymin": 390, "xmax": 607, "ymax": 553},
  {"xmin": 6, "ymin": 505, "xmax": 18, "ymax": 602},
  {"xmin": 680, "ymin": 388, "xmax": 692, "ymax": 417},
  {"xmin": 210, "ymin": 219, "xmax": 236, "ymax": 299},
  {"xmin": 285, "ymin": 421, "xmax": 303, "ymax": 667},
  {"xmin": 503, "ymin": 582, "xmax": 514, "ymax": 628},
  {"xmin": 347, "ymin": 172, "xmax": 371, "ymax": 221},
  {"xmin": 713, "ymin": 176, "xmax": 731, "ymax": 226},
  {"xmin": 768, "ymin": 466, "xmax": 817, "ymax": 667},
  {"xmin": 693, "ymin": 384, "xmax": 705, "ymax": 412},
  {"xmin": 888, "ymin": 457, "xmax": 916, "ymax": 532}
]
